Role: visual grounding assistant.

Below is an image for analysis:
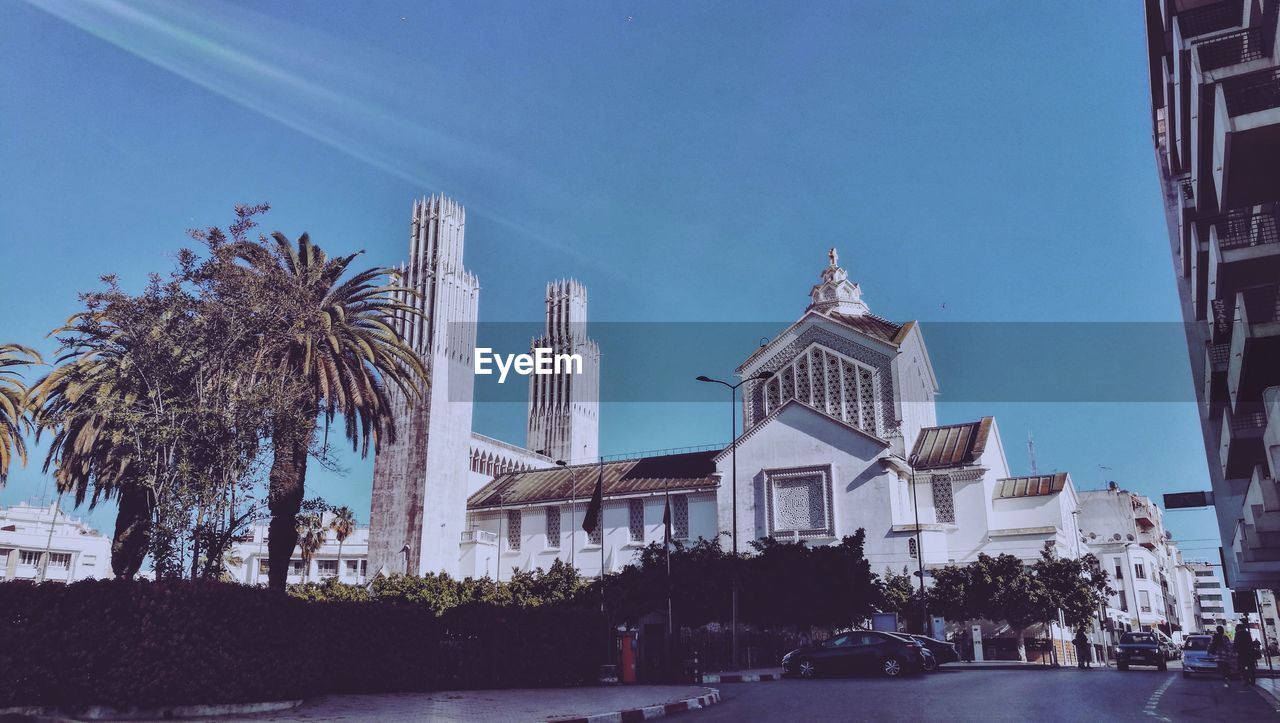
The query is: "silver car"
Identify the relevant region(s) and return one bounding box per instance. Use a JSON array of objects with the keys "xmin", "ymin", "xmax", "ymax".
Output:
[{"xmin": 1182, "ymin": 634, "xmax": 1234, "ymax": 678}]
